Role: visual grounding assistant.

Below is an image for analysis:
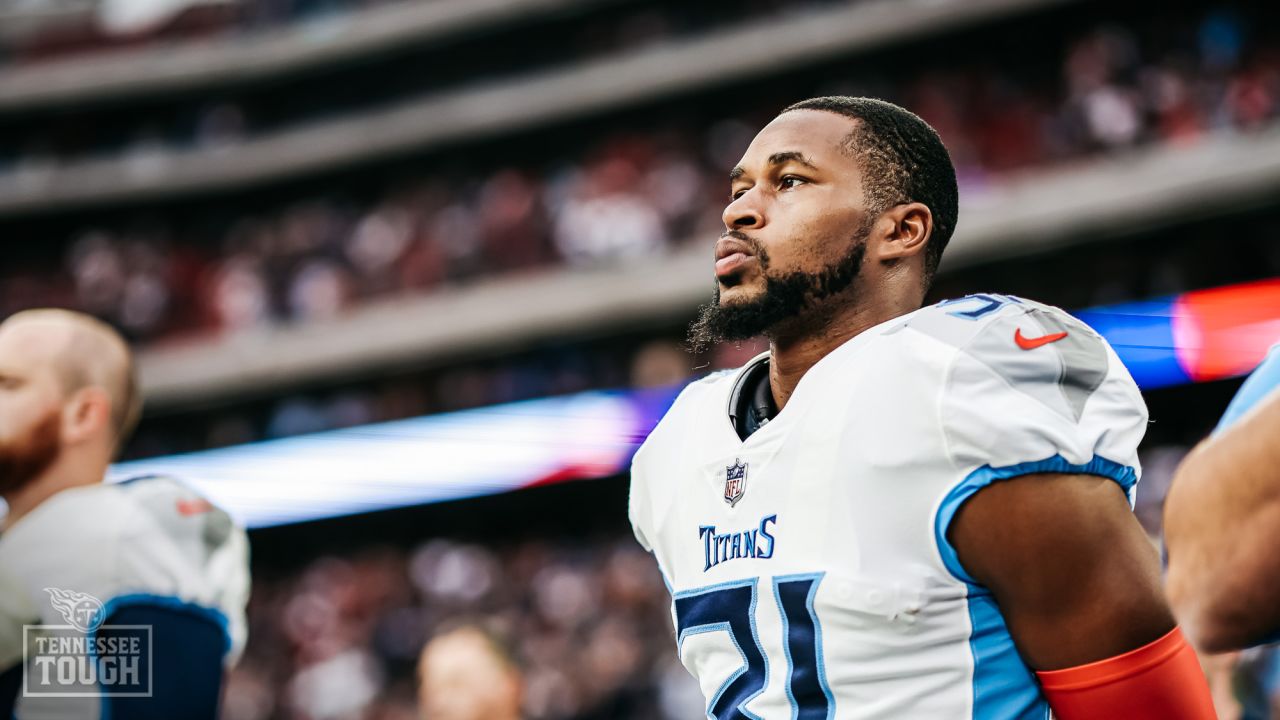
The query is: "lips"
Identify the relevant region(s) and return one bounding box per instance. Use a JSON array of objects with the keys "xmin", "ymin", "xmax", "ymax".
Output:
[
  {"xmin": 716, "ymin": 253, "xmax": 750, "ymax": 276},
  {"xmin": 715, "ymin": 237, "xmax": 755, "ymax": 278}
]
